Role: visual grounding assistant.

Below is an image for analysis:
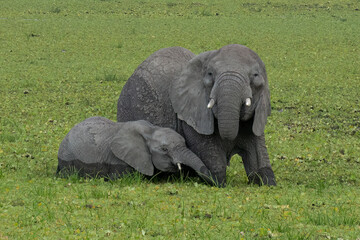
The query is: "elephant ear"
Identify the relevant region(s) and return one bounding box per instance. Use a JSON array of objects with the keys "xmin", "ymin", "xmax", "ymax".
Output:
[
  {"xmin": 110, "ymin": 128, "xmax": 154, "ymax": 176},
  {"xmin": 253, "ymin": 88, "xmax": 271, "ymax": 136},
  {"xmin": 171, "ymin": 51, "xmax": 217, "ymax": 135}
]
